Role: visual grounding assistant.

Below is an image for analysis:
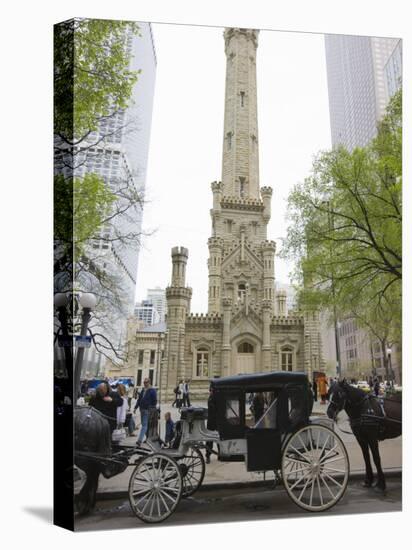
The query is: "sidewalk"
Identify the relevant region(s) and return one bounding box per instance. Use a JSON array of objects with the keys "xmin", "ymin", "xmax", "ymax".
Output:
[{"xmin": 97, "ymin": 400, "xmax": 402, "ymax": 498}]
